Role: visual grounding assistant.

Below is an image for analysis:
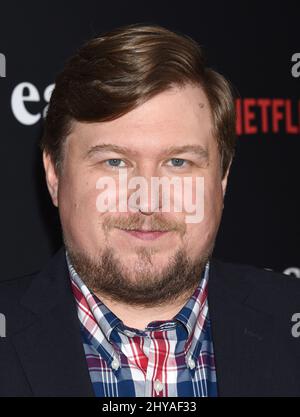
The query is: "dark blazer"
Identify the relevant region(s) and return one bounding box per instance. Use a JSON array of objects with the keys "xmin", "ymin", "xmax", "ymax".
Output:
[{"xmin": 1, "ymin": 246, "xmax": 300, "ymax": 397}]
